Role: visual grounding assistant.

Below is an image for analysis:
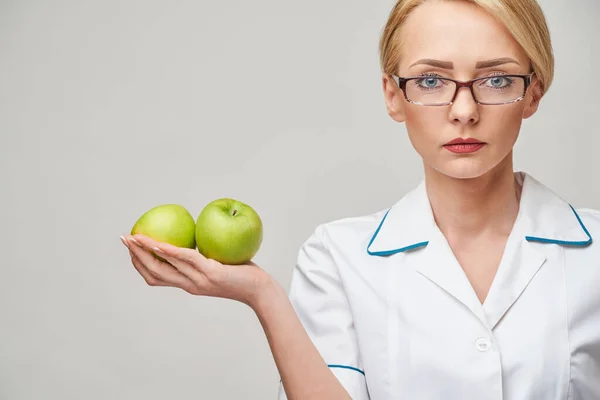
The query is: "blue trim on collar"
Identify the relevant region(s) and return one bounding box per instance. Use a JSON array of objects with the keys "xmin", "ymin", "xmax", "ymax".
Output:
[
  {"xmin": 366, "ymin": 208, "xmax": 429, "ymax": 256},
  {"xmin": 327, "ymin": 364, "xmax": 366, "ymax": 376},
  {"xmin": 367, "ymin": 204, "xmax": 593, "ymax": 257},
  {"xmin": 366, "ymin": 208, "xmax": 390, "ymax": 256},
  {"xmin": 525, "ymin": 205, "xmax": 593, "ymax": 246},
  {"xmin": 368, "ymin": 241, "xmax": 429, "ymax": 256}
]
